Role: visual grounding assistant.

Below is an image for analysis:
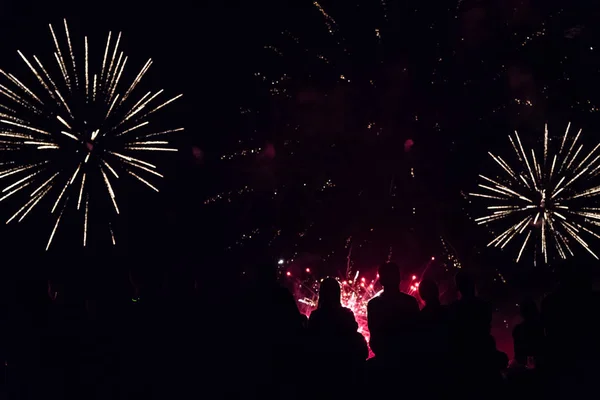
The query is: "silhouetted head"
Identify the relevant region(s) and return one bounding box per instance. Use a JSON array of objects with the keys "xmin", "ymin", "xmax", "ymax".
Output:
[
  {"xmin": 519, "ymin": 297, "xmax": 539, "ymax": 320},
  {"xmin": 418, "ymin": 279, "xmax": 440, "ymax": 305},
  {"xmin": 318, "ymin": 277, "xmax": 342, "ymax": 309},
  {"xmin": 455, "ymin": 271, "xmax": 476, "ymax": 298},
  {"xmin": 379, "ymin": 262, "xmax": 401, "ymax": 290}
]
